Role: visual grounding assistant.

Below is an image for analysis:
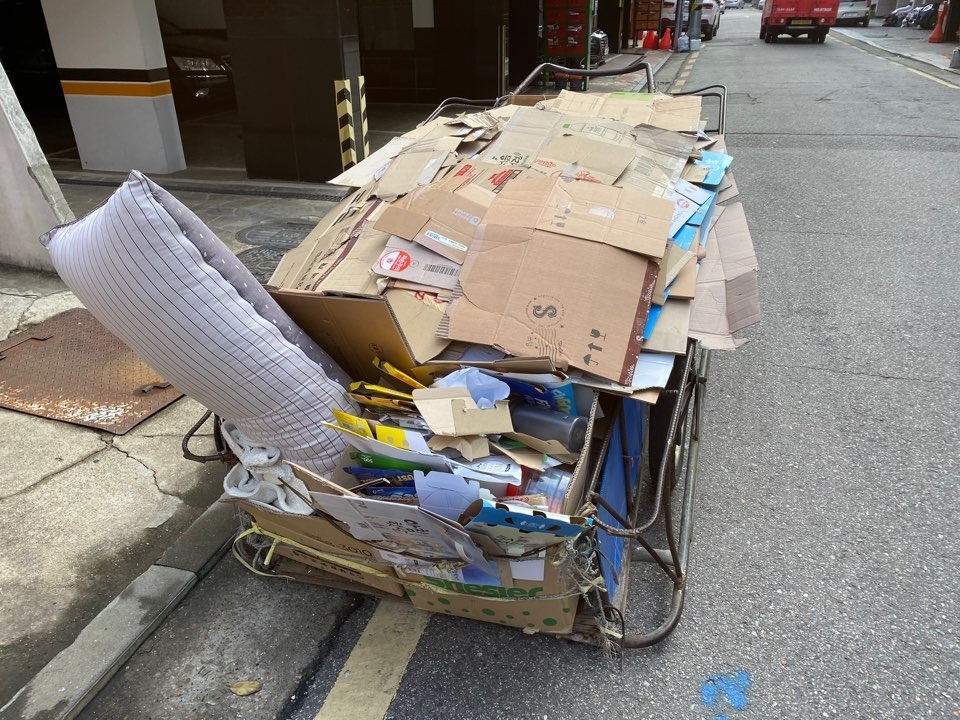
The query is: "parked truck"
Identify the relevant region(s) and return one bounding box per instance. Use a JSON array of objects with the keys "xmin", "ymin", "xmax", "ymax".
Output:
[{"xmin": 760, "ymin": 0, "xmax": 840, "ymax": 42}]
